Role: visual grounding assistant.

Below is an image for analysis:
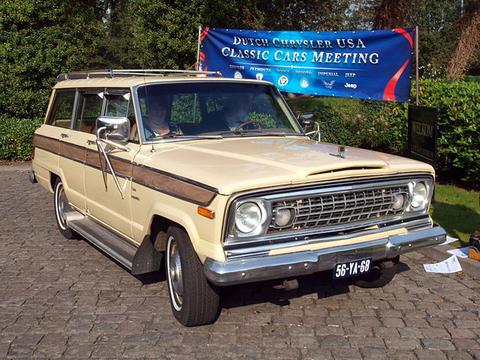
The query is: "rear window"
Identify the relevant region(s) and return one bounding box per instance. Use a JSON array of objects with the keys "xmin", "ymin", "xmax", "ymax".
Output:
[{"xmin": 46, "ymin": 90, "xmax": 75, "ymax": 128}]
